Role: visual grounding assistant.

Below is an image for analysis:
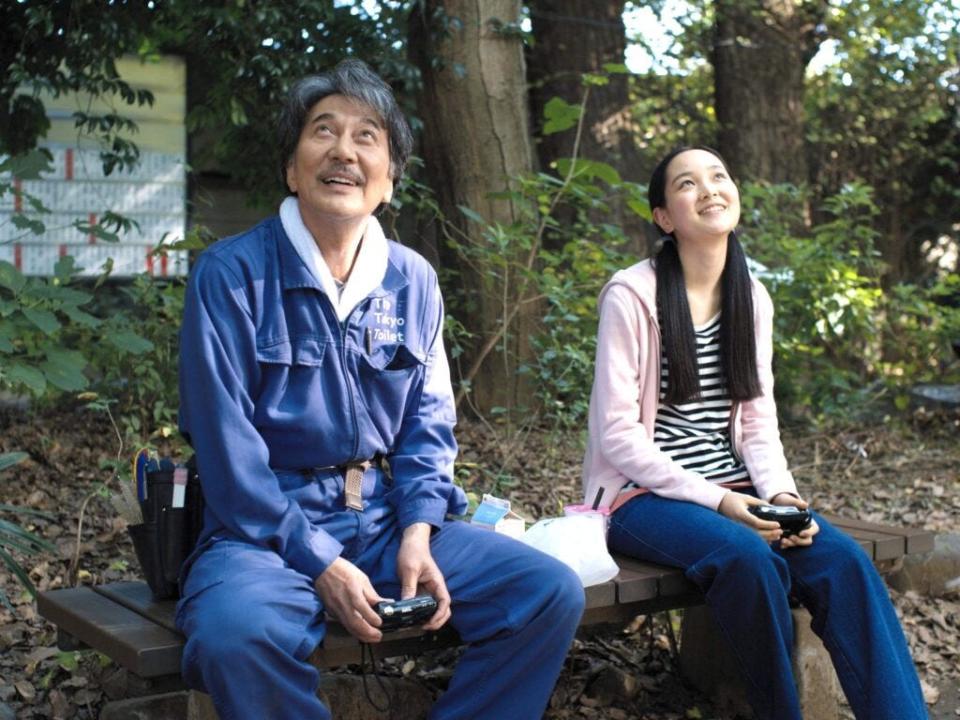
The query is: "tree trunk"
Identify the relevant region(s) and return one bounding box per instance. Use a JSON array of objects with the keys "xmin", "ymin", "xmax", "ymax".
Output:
[
  {"xmin": 712, "ymin": 0, "xmax": 827, "ymax": 185},
  {"xmin": 527, "ymin": 0, "xmax": 651, "ymax": 252},
  {"xmin": 409, "ymin": 0, "xmax": 538, "ymax": 416}
]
